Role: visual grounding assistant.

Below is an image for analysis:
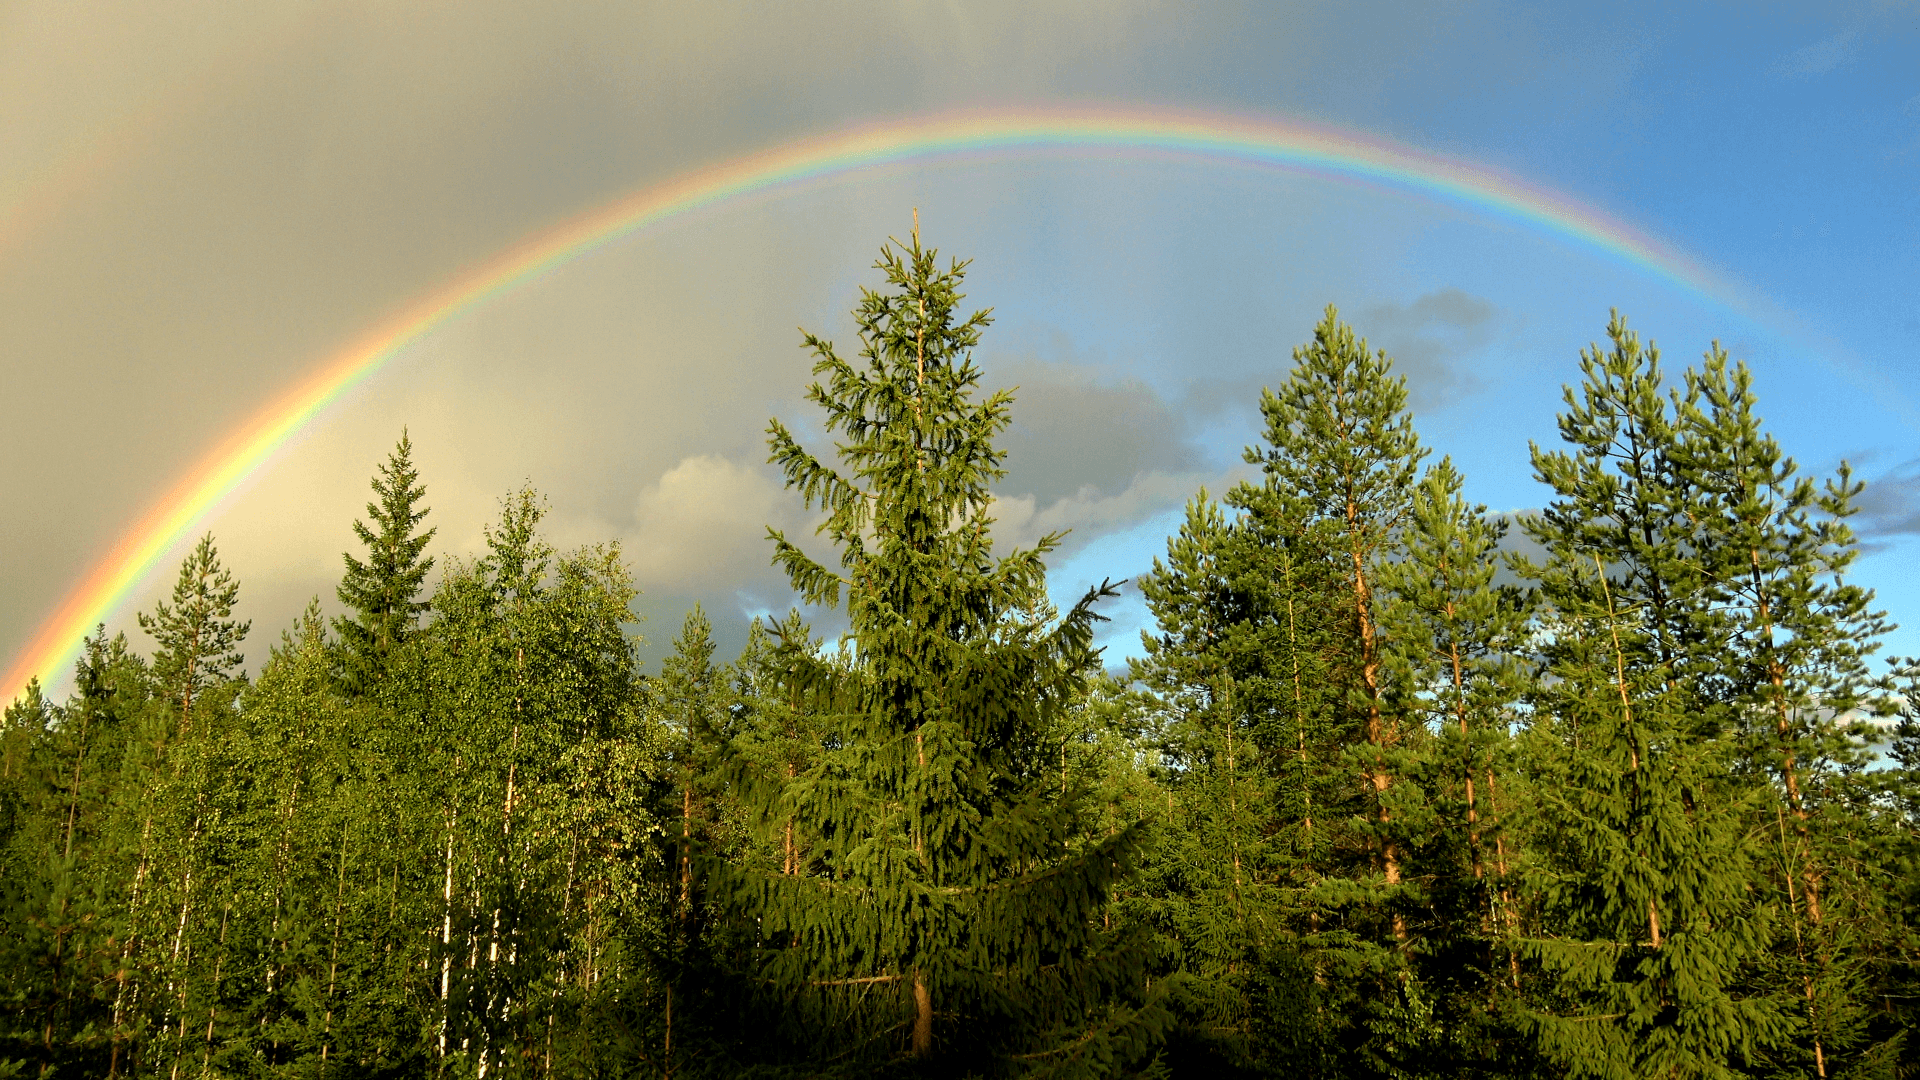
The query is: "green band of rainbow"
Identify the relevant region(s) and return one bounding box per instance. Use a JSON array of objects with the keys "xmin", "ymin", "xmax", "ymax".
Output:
[{"xmin": 1, "ymin": 105, "xmax": 1733, "ymax": 703}]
